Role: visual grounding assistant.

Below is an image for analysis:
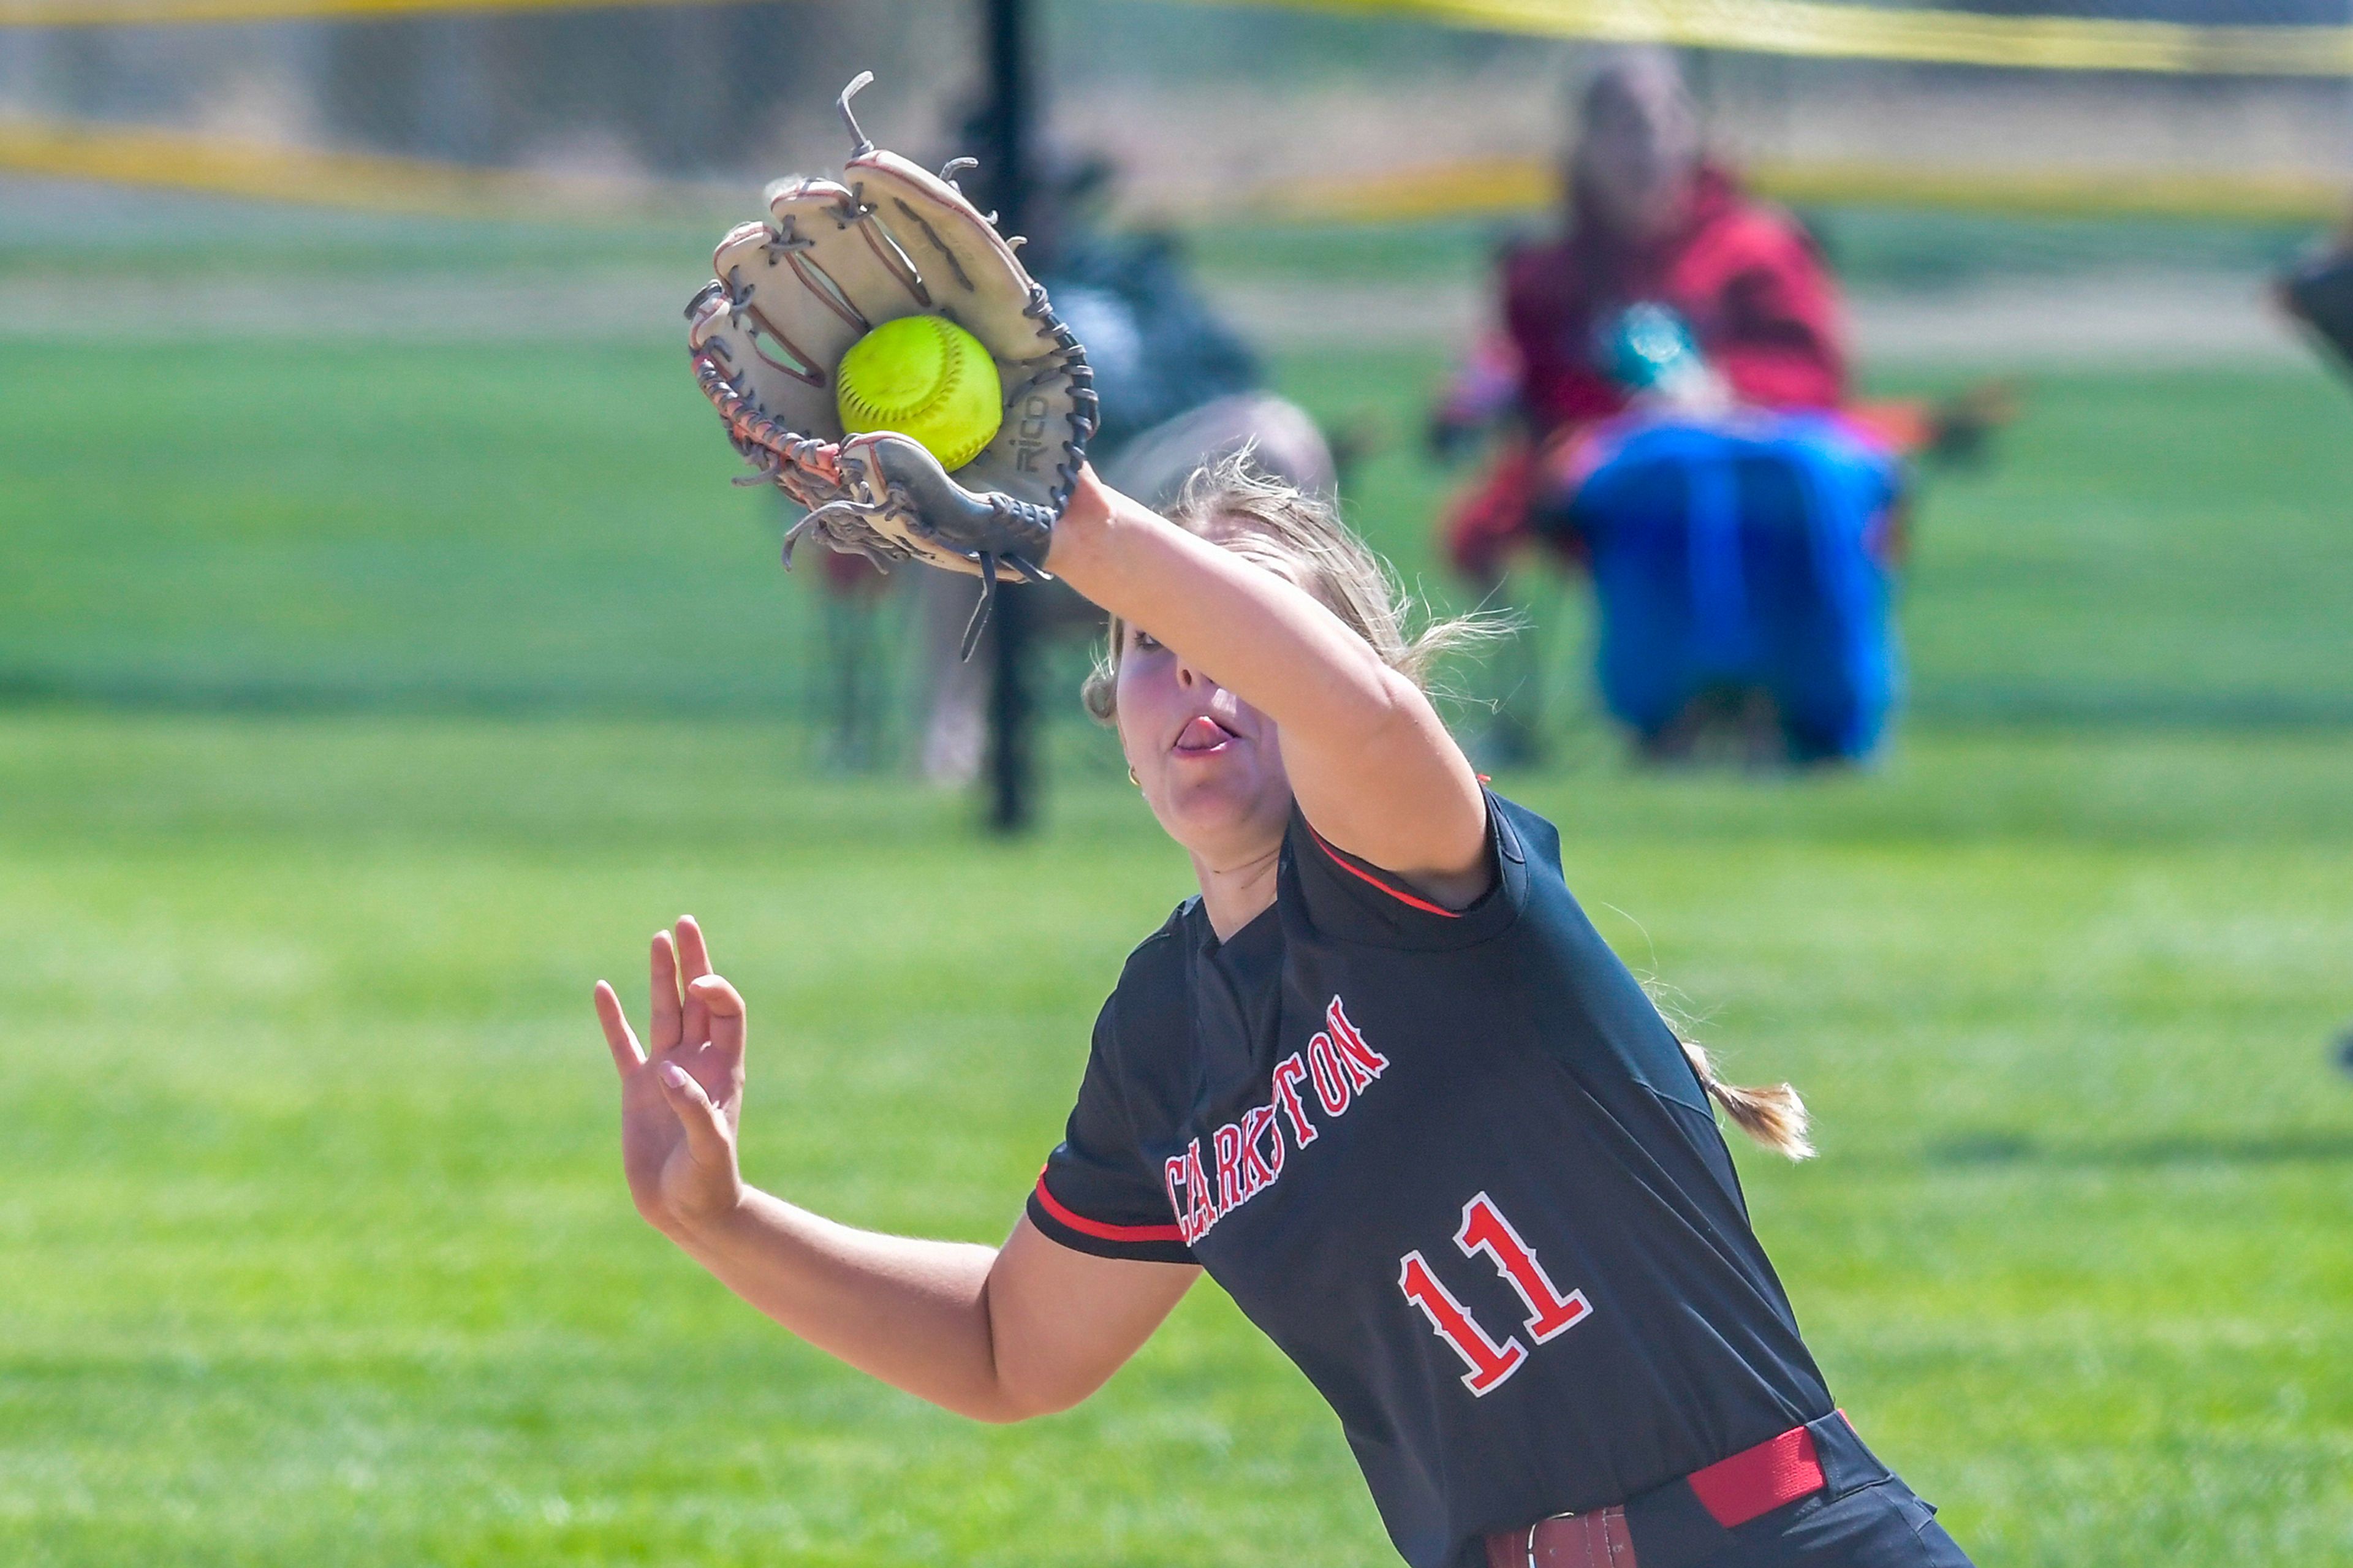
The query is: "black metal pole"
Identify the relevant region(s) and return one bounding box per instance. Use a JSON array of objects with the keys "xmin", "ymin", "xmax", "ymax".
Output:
[{"xmin": 983, "ymin": 0, "xmax": 1037, "ymax": 834}]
